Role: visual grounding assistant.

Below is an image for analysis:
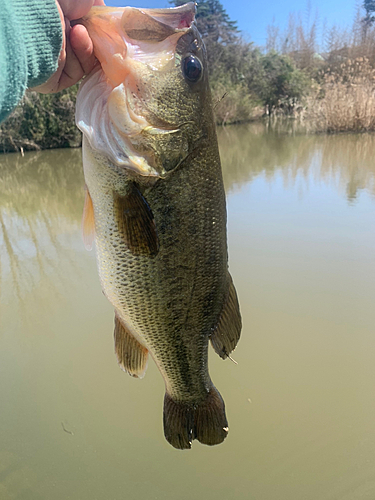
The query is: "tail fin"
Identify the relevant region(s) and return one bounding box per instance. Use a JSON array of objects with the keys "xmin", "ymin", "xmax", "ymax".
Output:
[{"xmin": 163, "ymin": 387, "xmax": 228, "ymax": 450}]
